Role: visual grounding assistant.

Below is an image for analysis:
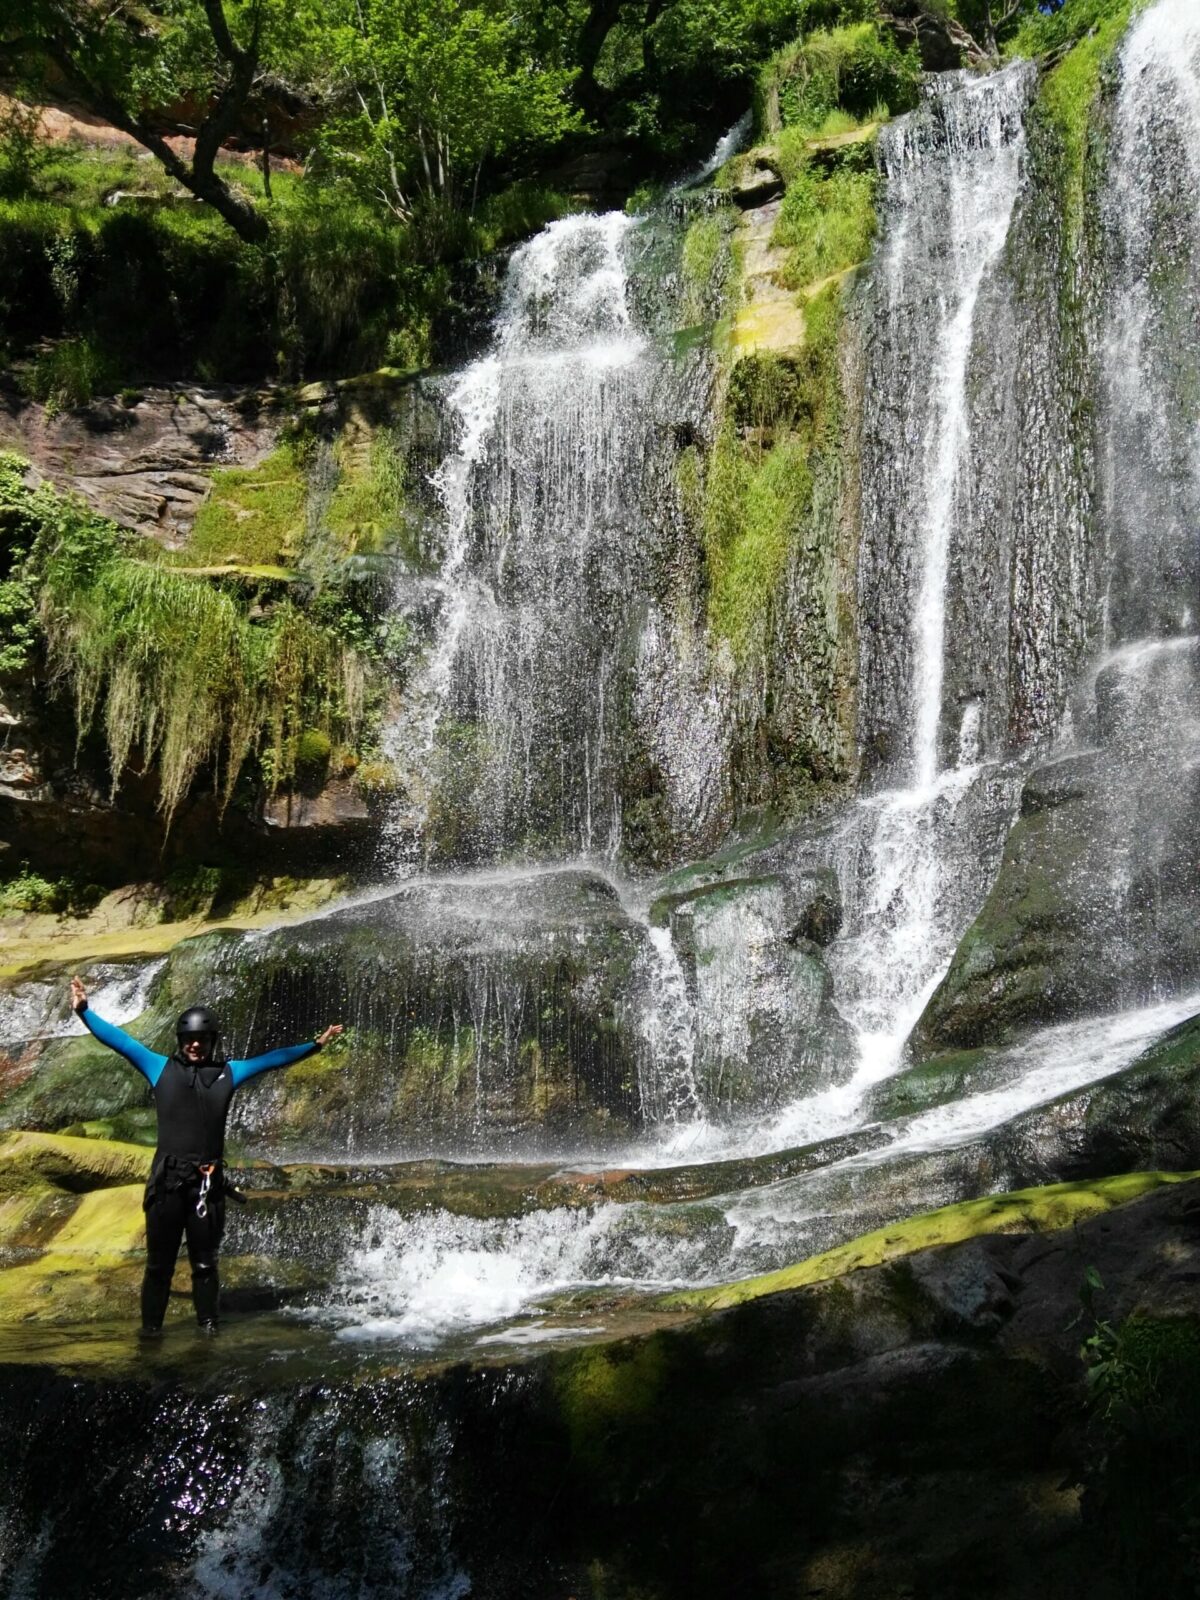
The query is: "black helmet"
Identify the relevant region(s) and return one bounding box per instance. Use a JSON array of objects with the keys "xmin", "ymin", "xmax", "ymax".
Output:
[{"xmin": 176, "ymin": 1006, "xmax": 220, "ymax": 1045}]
